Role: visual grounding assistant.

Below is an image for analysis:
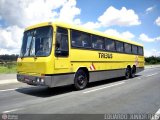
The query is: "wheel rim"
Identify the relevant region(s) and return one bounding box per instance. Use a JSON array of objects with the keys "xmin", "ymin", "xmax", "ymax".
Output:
[
  {"xmin": 77, "ymin": 75, "xmax": 86, "ymax": 86},
  {"xmin": 132, "ymin": 69, "xmax": 136, "ymax": 77}
]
